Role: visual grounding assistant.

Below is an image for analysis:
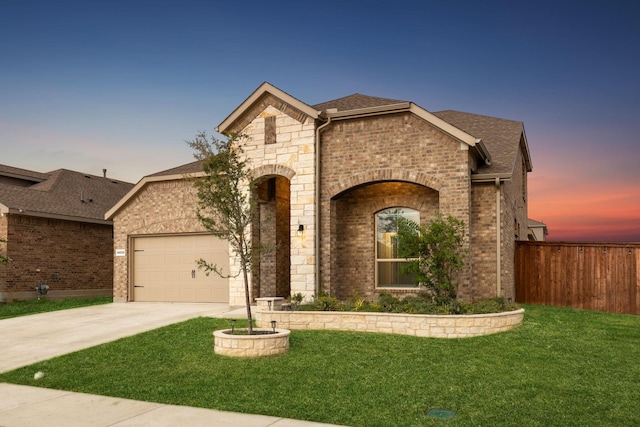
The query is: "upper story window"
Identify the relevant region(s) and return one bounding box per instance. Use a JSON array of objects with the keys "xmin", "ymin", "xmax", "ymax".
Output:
[{"xmin": 375, "ymin": 207, "xmax": 419, "ymax": 288}]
